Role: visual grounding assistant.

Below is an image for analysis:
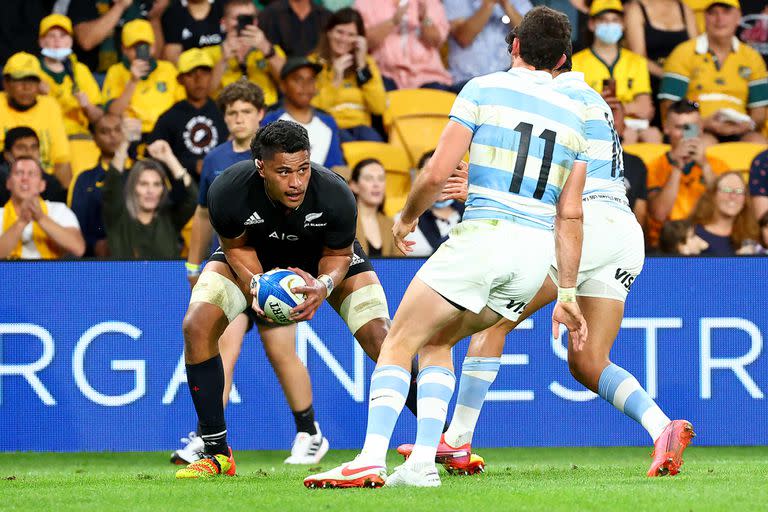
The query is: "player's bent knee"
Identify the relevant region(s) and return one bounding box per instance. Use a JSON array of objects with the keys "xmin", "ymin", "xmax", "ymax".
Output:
[
  {"xmin": 189, "ymin": 270, "xmax": 248, "ymax": 323},
  {"xmin": 354, "ymin": 317, "xmax": 390, "ymax": 360},
  {"xmin": 340, "ymin": 283, "xmax": 390, "ymax": 336}
]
